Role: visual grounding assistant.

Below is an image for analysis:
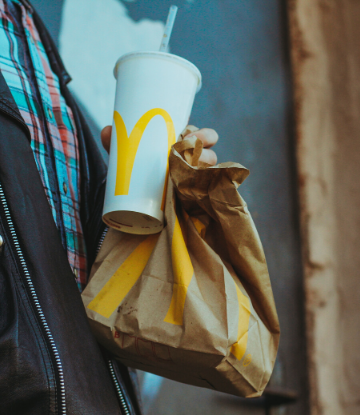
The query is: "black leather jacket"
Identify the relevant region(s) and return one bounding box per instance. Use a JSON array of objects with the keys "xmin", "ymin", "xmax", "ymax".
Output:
[{"xmin": 0, "ymin": 4, "xmax": 141, "ymax": 415}]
